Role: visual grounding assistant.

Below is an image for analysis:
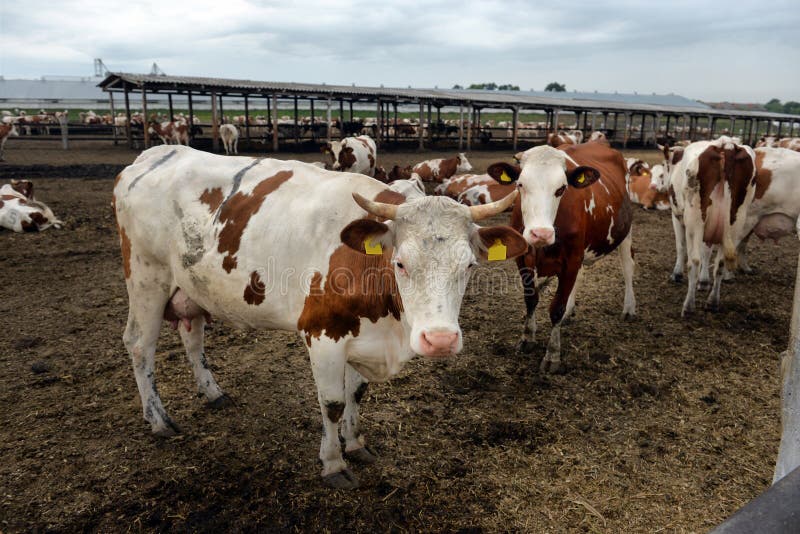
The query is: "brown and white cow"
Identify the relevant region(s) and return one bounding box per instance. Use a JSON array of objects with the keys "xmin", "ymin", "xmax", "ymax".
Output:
[
  {"xmin": 412, "ymin": 153, "xmax": 472, "ymax": 183},
  {"xmin": 457, "ymin": 182, "xmax": 516, "ymax": 208},
  {"xmin": 625, "ymin": 158, "xmax": 670, "ymax": 210},
  {"xmin": 322, "ymin": 135, "xmax": 377, "ymax": 176},
  {"xmin": 0, "ymin": 180, "xmax": 62, "ymax": 232},
  {"xmin": 148, "ymin": 120, "xmax": 190, "ymax": 146},
  {"xmin": 219, "ymin": 124, "xmax": 239, "ymax": 155},
  {"xmin": 433, "ymin": 173, "xmax": 495, "ymax": 198},
  {"xmin": 664, "ymin": 137, "xmax": 757, "ymax": 315},
  {"xmin": 776, "ymin": 218, "xmax": 800, "ymax": 483},
  {"xmin": 587, "ymin": 131, "xmax": 609, "ymax": 145},
  {"xmin": 546, "ymin": 132, "xmax": 578, "ymax": 148},
  {"xmin": 487, "ymin": 143, "xmax": 636, "ymax": 373},
  {"xmin": 113, "ymin": 145, "xmax": 526, "ymax": 488},
  {"xmin": 0, "ymin": 123, "xmax": 19, "ymax": 161}
]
